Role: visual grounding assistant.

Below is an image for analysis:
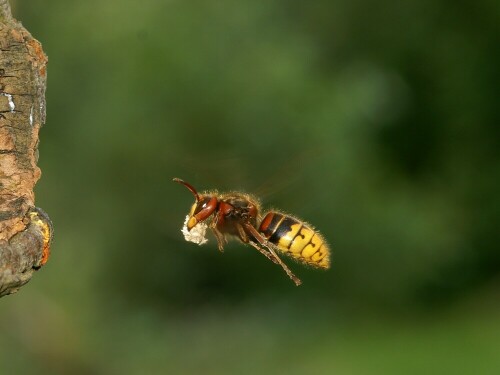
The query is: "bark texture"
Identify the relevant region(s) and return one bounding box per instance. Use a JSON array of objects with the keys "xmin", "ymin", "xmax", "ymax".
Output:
[{"xmin": 0, "ymin": 0, "xmax": 52, "ymax": 297}]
